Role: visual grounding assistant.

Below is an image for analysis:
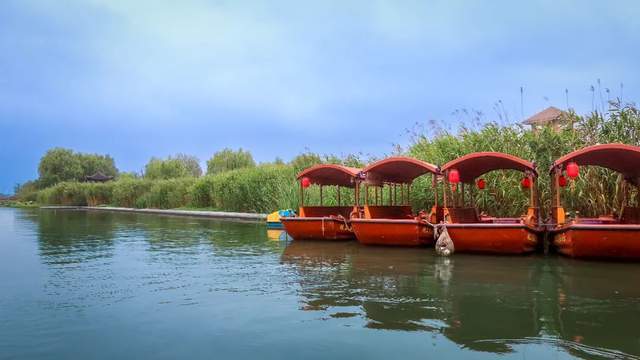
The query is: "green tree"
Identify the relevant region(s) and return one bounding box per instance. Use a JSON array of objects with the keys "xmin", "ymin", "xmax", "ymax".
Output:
[
  {"xmin": 174, "ymin": 153, "xmax": 203, "ymax": 177},
  {"xmin": 38, "ymin": 148, "xmax": 84, "ymax": 187},
  {"xmin": 289, "ymin": 152, "xmax": 322, "ymax": 173},
  {"xmin": 79, "ymin": 153, "xmax": 118, "ymax": 178},
  {"xmin": 144, "ymin": 154, "xmax": 201, "ymax": 179},
  {"xmin": 145, "ymin": 158, "xmax": 186, "ymax": 179},
  {"xmin": 206, "ymin": 148, "xmax": 256, "ymax": 175},
  {"xmin": 37, "ymin": 148, "xmax": 118, "ymax": 187}
]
